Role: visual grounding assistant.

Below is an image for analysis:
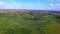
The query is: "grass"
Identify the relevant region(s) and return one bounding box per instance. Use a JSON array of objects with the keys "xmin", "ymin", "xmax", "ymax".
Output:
[{"xmin": 0, "ymin": 12, "xmax": 60, "ymax": 34}]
